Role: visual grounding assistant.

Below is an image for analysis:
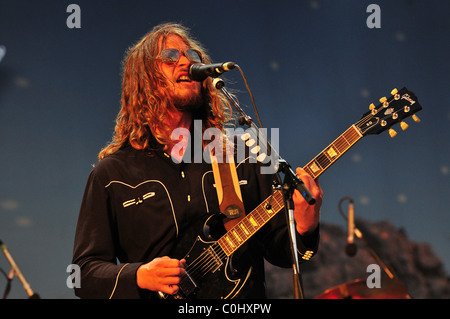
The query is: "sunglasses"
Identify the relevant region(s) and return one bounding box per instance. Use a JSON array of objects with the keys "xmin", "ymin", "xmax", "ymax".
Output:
[{"xmin": 158, "ymin": 48, "xmax": 203, "ymax": 65}]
